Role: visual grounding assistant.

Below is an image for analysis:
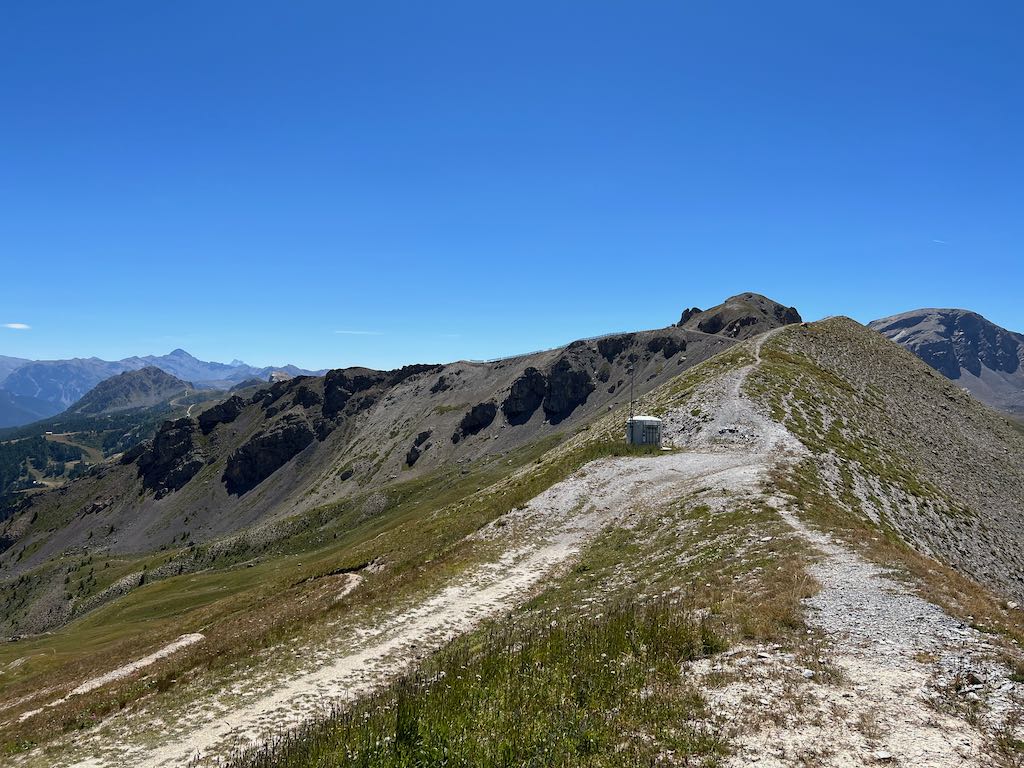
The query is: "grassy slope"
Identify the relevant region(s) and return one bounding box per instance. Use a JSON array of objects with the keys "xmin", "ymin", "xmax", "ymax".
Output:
[
  {"xmin": 220, "ymin": 320, "xmax": 1024, "ymax": 768},
  {"xmin": 10, "ymin": 321, "xmax": 1023, "ymax": 765},
  {"xmin": 746, "ymin": 318, "xmax": 1024, "ymax": 644},
  {"xmin": 218, "ymin": 343, "xmax": 826, "ymax": 768}
]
